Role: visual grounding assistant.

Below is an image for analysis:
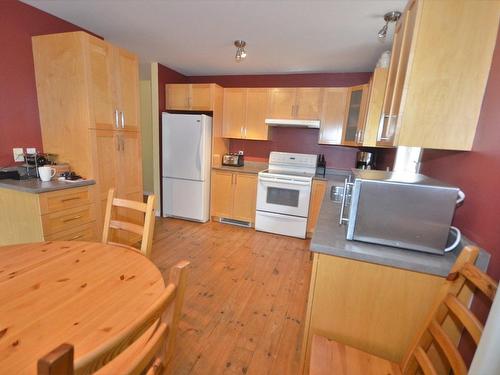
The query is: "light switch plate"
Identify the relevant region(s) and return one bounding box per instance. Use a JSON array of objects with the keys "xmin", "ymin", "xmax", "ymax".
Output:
[
  {"xmin": 26, "ymin": 147, "xmax": 36, "ymax": 154},
  {"xmin": 13, "ymin": 148, "xmax": 24, "ymax": 162}
]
